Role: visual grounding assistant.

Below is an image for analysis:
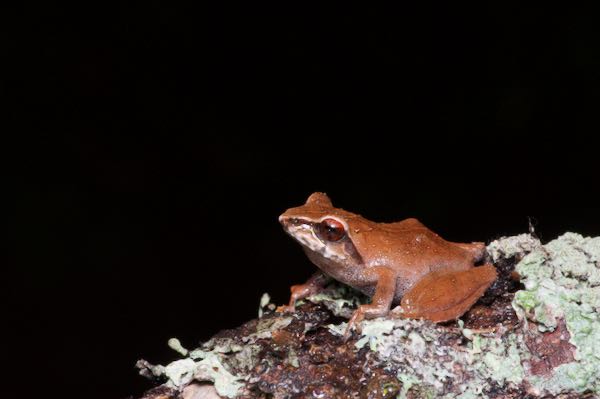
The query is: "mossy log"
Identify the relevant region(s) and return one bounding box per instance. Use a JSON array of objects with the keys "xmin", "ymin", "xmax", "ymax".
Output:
[{"xmin": 136, "ymin": 233, "xmax": 600, "ymax": 398}]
